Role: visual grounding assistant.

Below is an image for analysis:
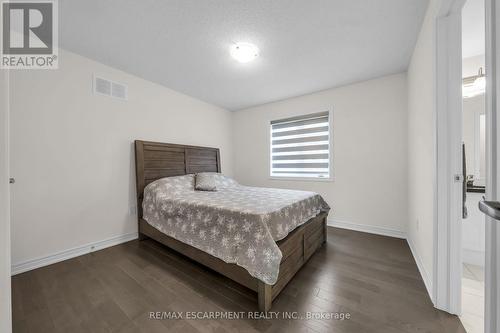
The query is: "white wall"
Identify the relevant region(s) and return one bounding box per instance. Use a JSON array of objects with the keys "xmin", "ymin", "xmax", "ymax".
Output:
[
  {"xmin": 407, "ymin": 0, "xmax": 443, "ymax": 297},
  {"xmin": 463, "ymin": 94, "xmax": 485, "ymax": 184},
  {"xmin": 232, "ymin": 73, "xmax": 408, "ymax": 236},
  {"xmin": 462, "ymin": 55, "xmax": 486, "ymax": 185},
  {"xmin": 9, "ymin": 49, "xmax": 233, "ymax": 269},
  {"xmin": 0, "ymin": 69, "xmax": 12, "ymax": 332}
]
